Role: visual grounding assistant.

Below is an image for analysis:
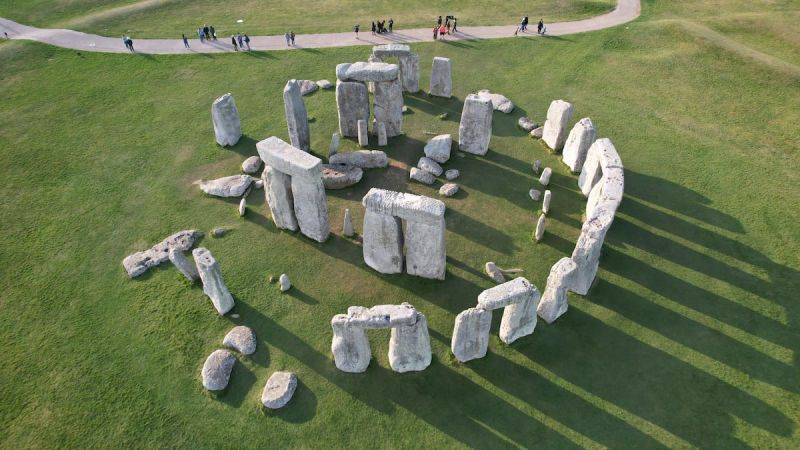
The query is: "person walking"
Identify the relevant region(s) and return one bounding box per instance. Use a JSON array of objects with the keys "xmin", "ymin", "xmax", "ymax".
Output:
[
  {"xmin": 439, "ymin": 24, "xmax": 446, "ymax": 39},
  {"xmin": 354, "ymin": 24, "xmax": 360, "ymax": 39},
  {"xmin": 203, "ymin": 24, "xmax": 210, "ymax": 39},
  {"xmin": 210, "ymin": 25, "xmax": 216, "ymax": 40},
  {"xmin": 537, "ymin": 19, "xmax": 544, "ymax": 34},
  {"xmin": 284, "ymin": 31, "xmax": 291, "ymax": 46},
  {"xmin": 290, "ymin": 31, "xmax": 296, "ymax": 46},
  {"xmin": 237, "ymin": 32, "xmax": 243, "ymax": 49},
  {"xmin": 122, "ymin": 35, "xmax": 128, "ymax": 49},
  {"xmin": 521, "ymin": 16, "xmax": 529, "ymax": 32},
  {"xmin": 388, "ymin": 18, "xmax": 394, "ymax": 33},
  {"xmin": 198, "ymin": 27, "xmax": 204, "ymax": 42},
  {"xmin": 182, "ymin": 33, "xmax": 189, "ymax": 48},
  {"xmin": 446, "ymin": 20, "xmax": 451, "ymax": 34},
  {"xmin": 4, "ymin": 32, "xmax": 9, "ymax": 39},
  {"xmin": 452, "ymin": 17, "xmax": 458, "ymax": 32},
  {"xmin": 231, "ymin": 35, "xmax": 238, "ymax": 51},
  {"xmin": 433, "ymin": 26, "xmax": 438, "ymax": 40},
  {"xmin": 126, "ymin": 36, "xmax": 134, "ymax": 52},
  {"xmin": 371, "ymin": 21, "xmax": 376, "ymax": 35},
  {"xmin": 437, "ymin": 15, "xmax": 442, "ymax": 26},
  {"xmin": 243, "ymin": 34, "xmax": 250, "ymax": 50}
]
